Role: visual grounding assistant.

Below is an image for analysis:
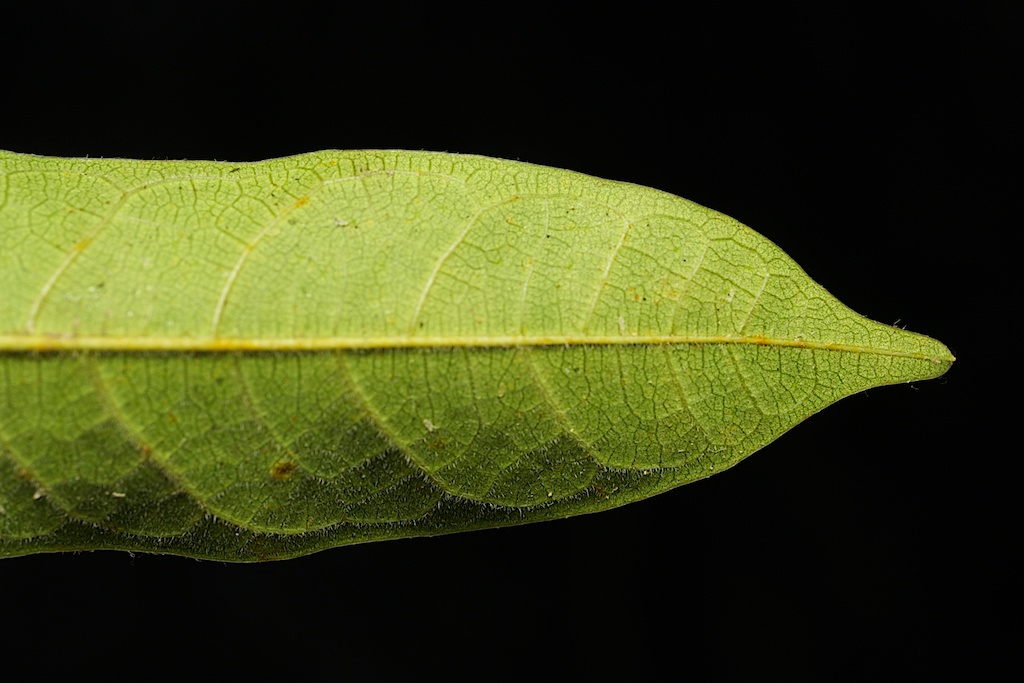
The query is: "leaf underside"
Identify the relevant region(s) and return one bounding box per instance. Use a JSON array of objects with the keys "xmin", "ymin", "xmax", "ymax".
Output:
[{"xmin": 0, "ymin": 150, "xmax": 952, "ymax": 561}]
